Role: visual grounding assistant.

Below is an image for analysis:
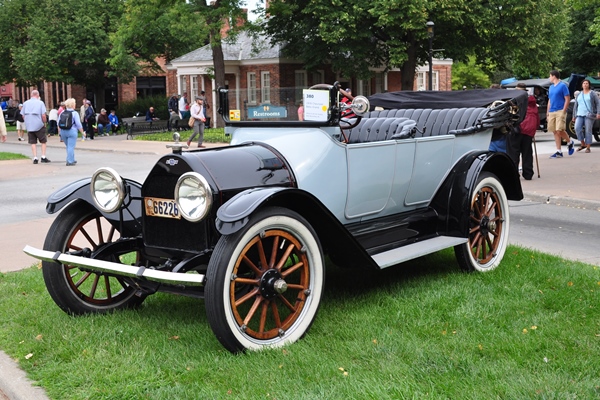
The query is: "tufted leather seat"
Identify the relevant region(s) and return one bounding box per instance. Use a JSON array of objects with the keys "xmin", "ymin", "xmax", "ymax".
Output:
[
  {"xmin": 346, "ymin": 117, "xmax": 417, "ymax": 143},
  {"xmin": 360, "ymin": 107, "xmax": 489, "ymax": 139}
]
